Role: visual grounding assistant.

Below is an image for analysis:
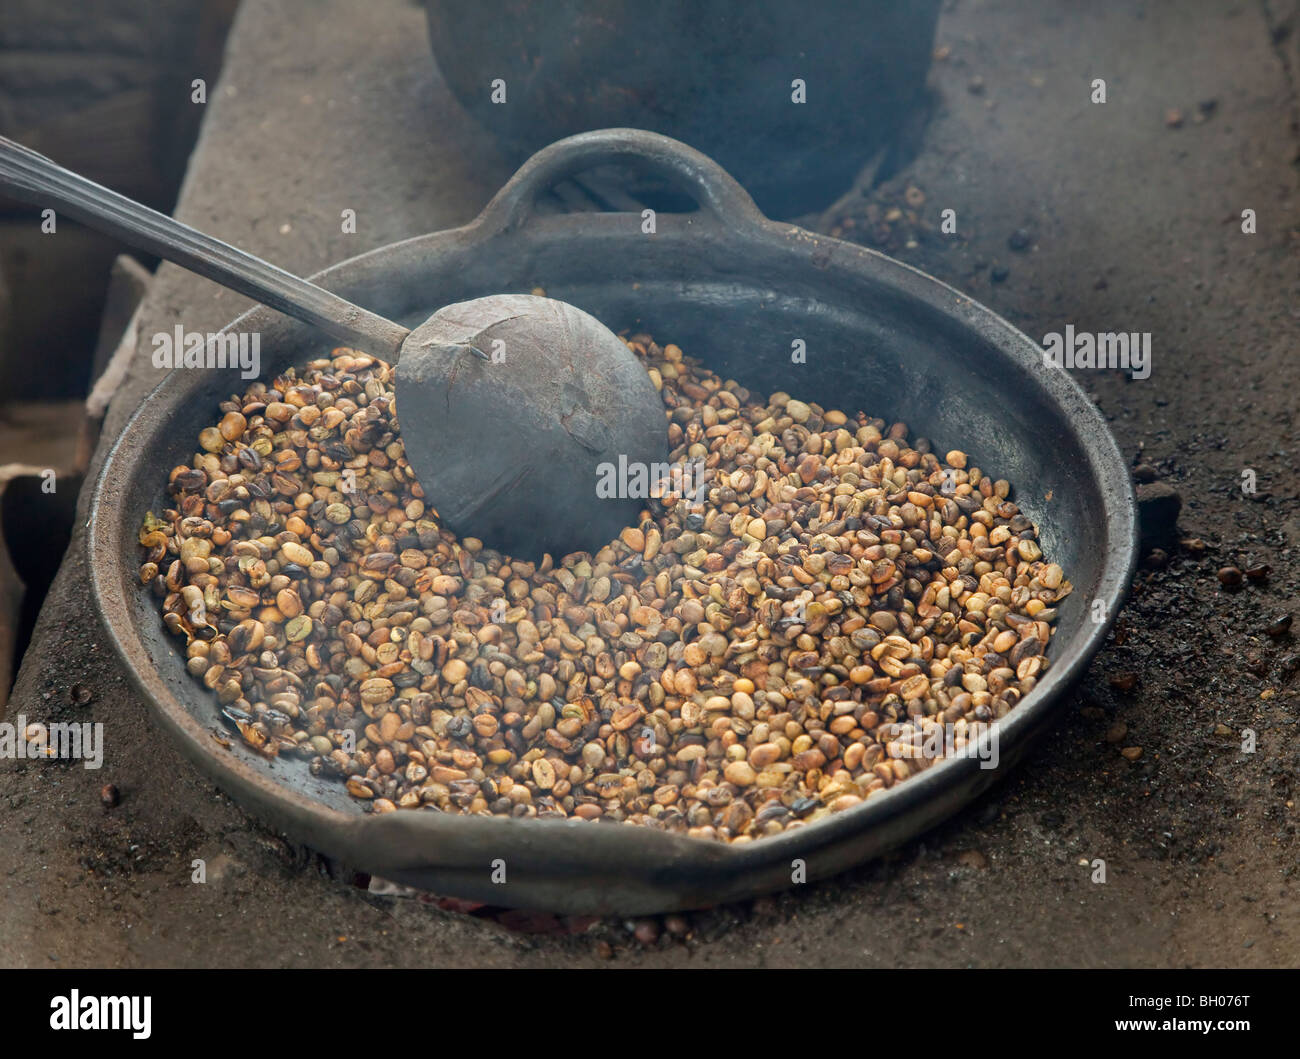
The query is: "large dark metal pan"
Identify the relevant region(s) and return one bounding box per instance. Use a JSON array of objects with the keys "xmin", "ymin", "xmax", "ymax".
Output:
[{"xmin": 89, "ymin": 129, "xmax": 1138, "ymax": 914}]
